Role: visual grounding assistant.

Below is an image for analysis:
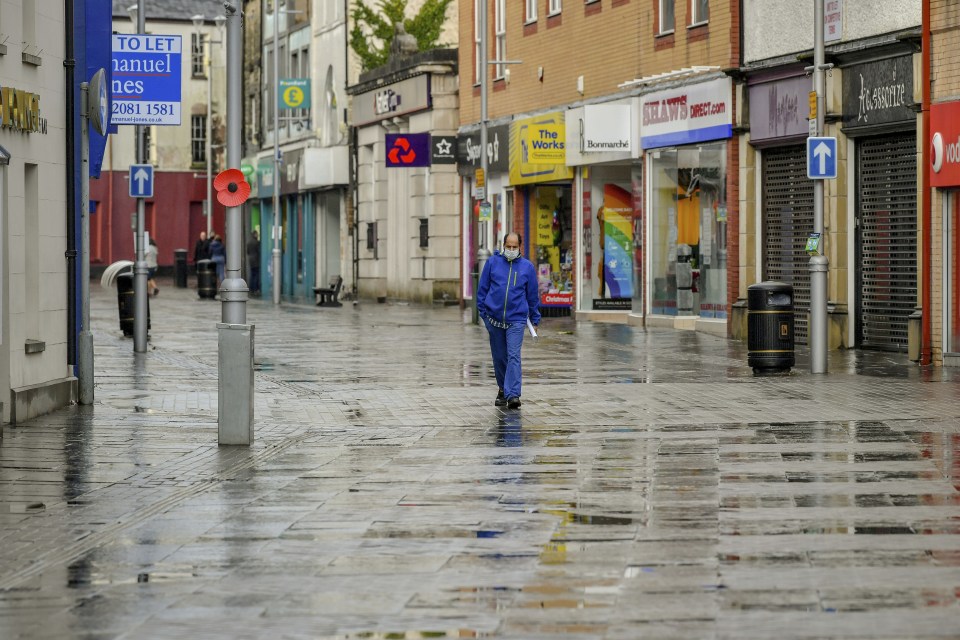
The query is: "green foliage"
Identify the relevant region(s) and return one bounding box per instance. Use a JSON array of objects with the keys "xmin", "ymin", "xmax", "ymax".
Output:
[{"xmin": 350, "ymin": 0, "xmax": 454, "ymax": 72}]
